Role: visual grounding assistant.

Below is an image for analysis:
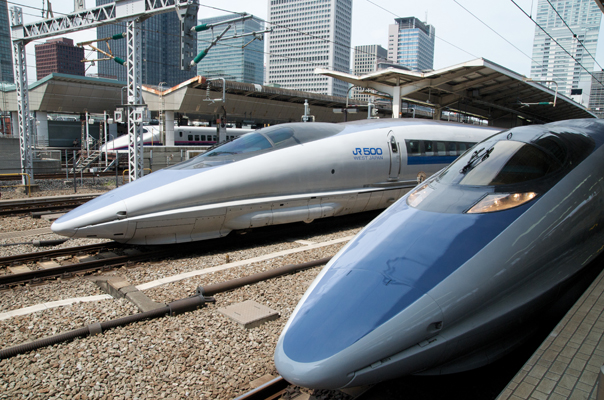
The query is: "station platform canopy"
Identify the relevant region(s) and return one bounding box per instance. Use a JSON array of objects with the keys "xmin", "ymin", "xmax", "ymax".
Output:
[
  {"xmin": 141, "ymin": 76, "xmax": 373, "ymax": 124},
  {"xmin": 0, "ymin": 73, "xmax": 123, "ymax": 114},
  {"xmin": 316, "ymin": 58, "xmax": 596, "ymax": 125}
]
